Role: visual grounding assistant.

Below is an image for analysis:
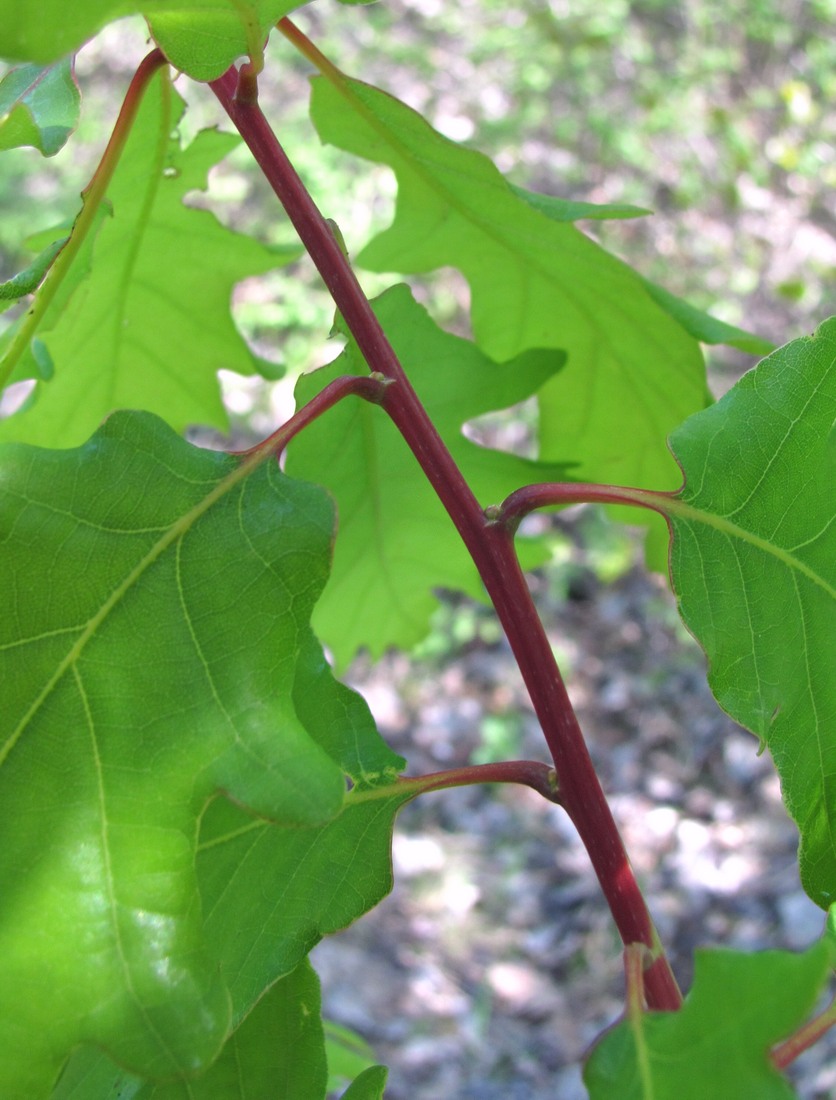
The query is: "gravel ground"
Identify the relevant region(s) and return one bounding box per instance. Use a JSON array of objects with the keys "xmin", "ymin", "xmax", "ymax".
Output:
[{"xmin": 311, "ymin": 525, "xmax": 835, "ymax": 1098}]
